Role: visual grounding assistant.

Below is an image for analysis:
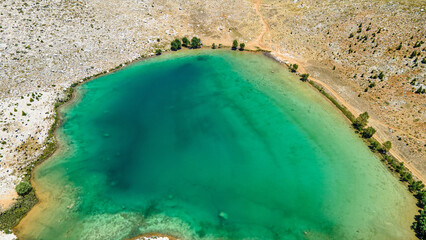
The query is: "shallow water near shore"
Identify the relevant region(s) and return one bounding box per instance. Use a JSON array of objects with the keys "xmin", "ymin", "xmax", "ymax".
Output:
[{"xmin": 17, "ymin": 50, "xmax": 417, "ymax": 239}]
